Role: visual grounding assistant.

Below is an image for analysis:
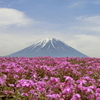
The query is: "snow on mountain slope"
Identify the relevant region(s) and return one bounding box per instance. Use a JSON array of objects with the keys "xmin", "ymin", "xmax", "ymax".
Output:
[{"xmin": 7, "ymin": 38, "xmax": 87, "ymax": 57}]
